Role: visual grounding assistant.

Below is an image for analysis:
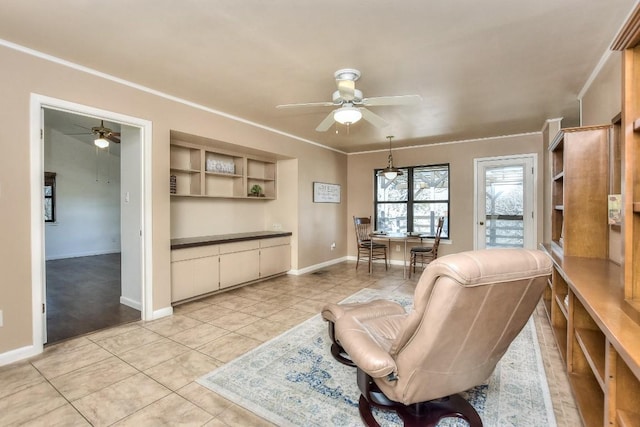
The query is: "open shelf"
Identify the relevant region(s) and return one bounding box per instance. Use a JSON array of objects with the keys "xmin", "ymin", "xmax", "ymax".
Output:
[
  {"xmin": 569, "ymin": 373, "xmax": 604, "ymax": 427},
  {"xmin": 617, "ymin": 410, "xmax": 640, "ymax": 427},
  {"xmin": 574, "ymin": 327, "xmax": 606, "ymax": 390},
  {"xmin": 614, "ymin": 352, "xmax": 640, "ymax": 427},
  {"xmin": 169, "ymin": 136, "xmax": 278, "ymax": 200}
]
